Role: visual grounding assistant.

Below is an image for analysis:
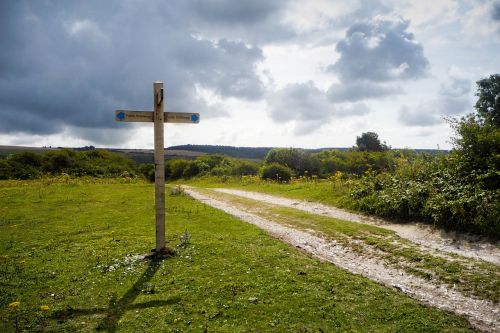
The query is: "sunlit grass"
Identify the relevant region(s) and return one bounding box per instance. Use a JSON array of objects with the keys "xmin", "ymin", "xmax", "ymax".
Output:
[{"xmin": 0, "ymin": 179, "xmax": 475, "ymax": 332}]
